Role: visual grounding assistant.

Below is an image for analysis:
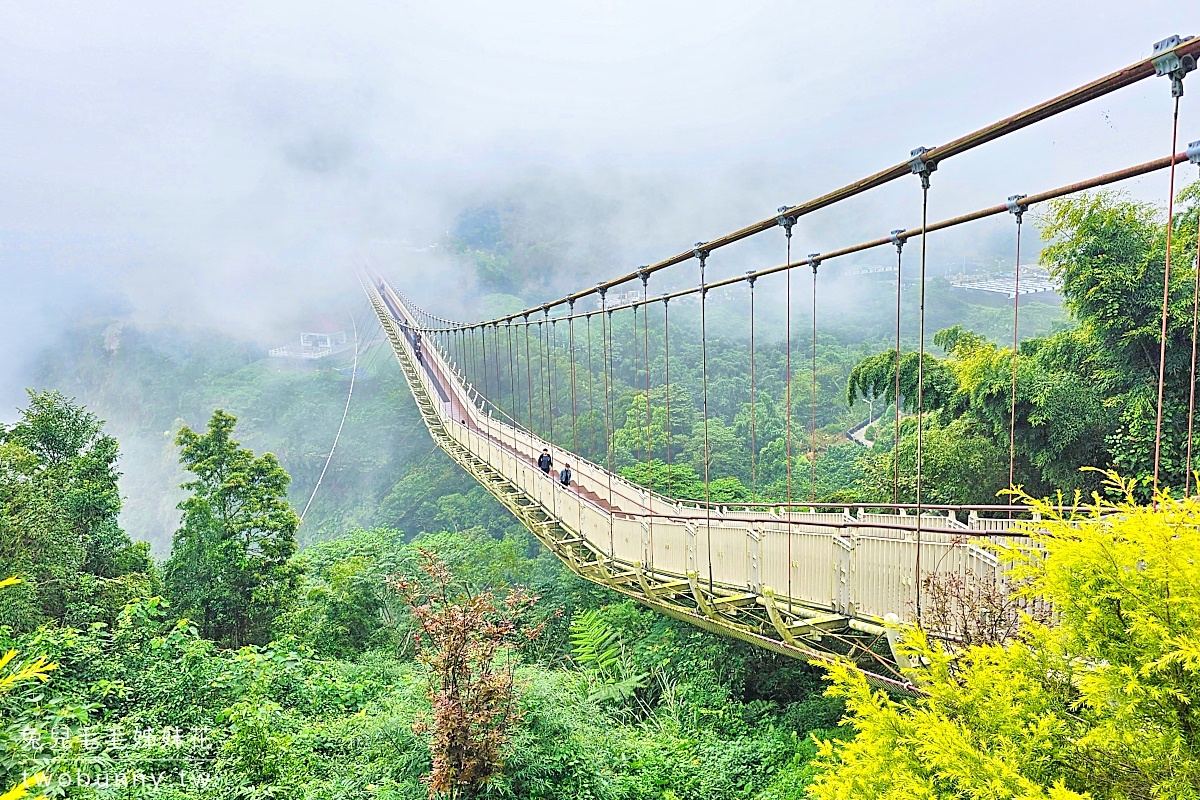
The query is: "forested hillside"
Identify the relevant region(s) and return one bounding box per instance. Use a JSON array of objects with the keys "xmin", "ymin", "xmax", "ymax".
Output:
[
  {"xmin": 0, "ymin": 392, "xmax": 846, "ymax": 798},
  {"xmin": 3, "ymin": 185, "xmax": 1199, "ymax": 798}
]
